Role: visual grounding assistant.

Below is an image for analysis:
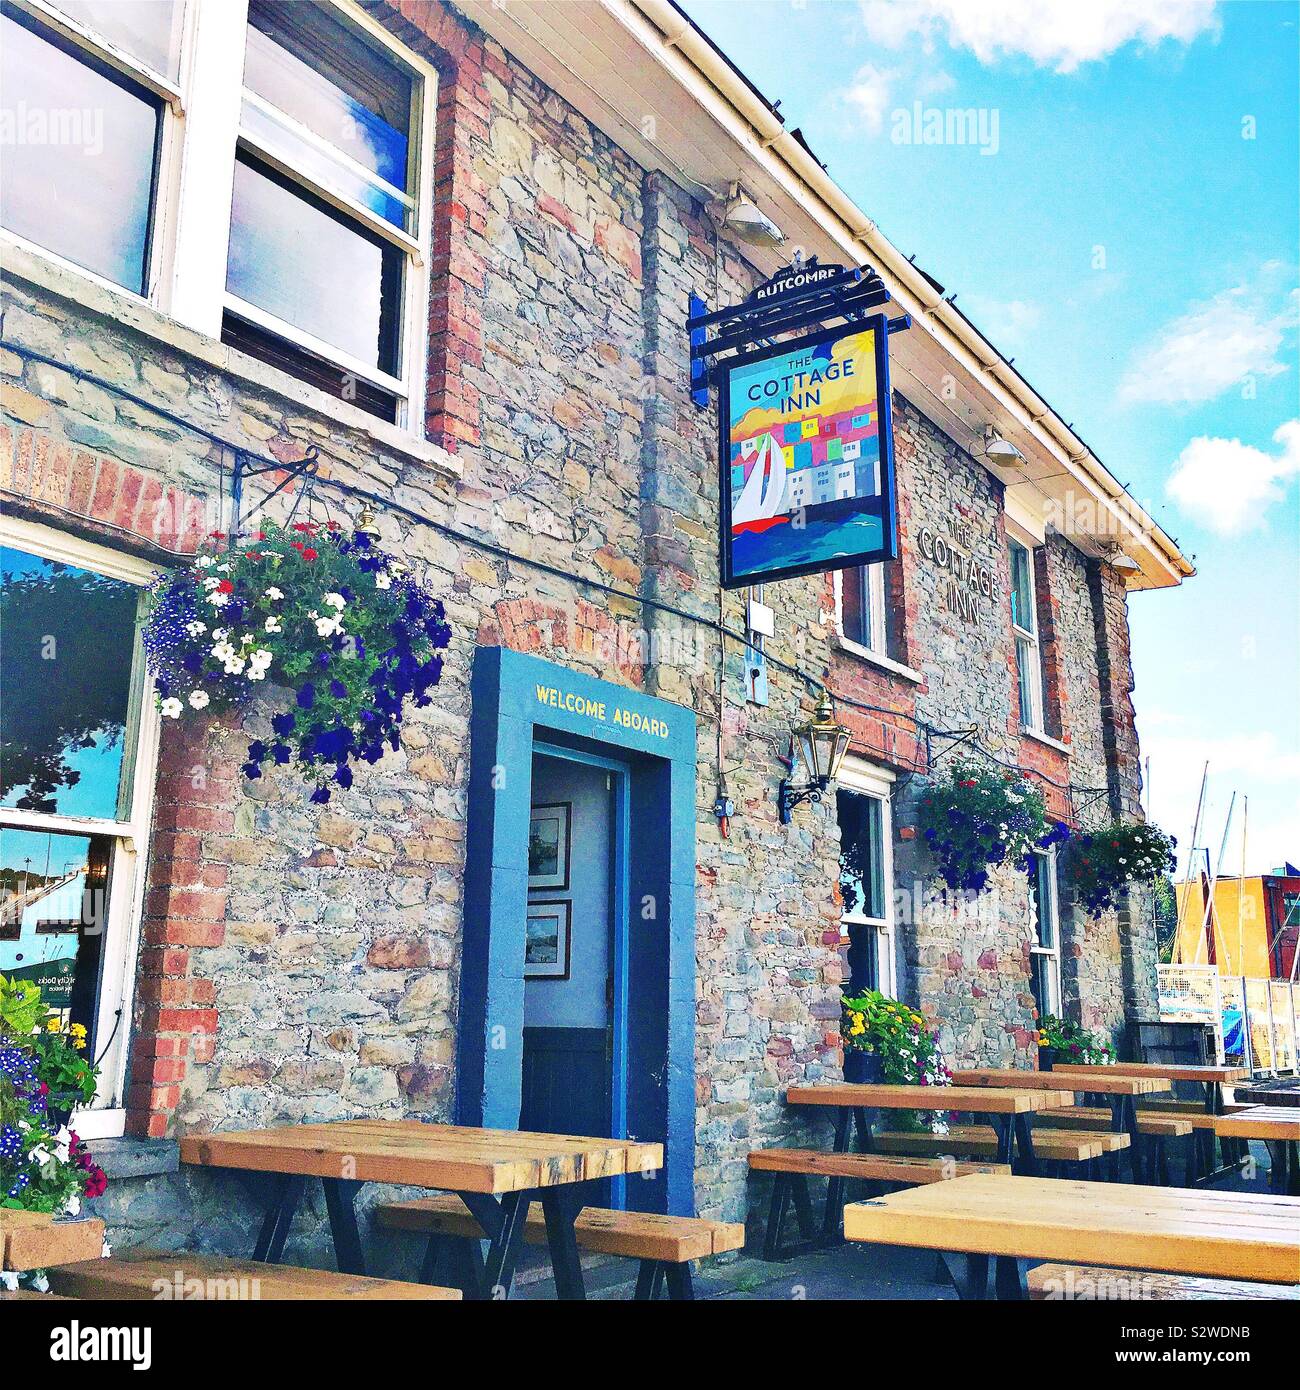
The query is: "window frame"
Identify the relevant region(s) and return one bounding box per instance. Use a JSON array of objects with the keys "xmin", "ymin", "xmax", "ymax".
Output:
[
  {"xmin": 0, "ymin": 514, "xmax": 162, "ymax": 1139},
  {"xmin": 1007, "ymin": 532, "xmax": 1045, "ymax": 734},
  {"xmin": 1, "ymin": 0, "xmax": 437, "ymax": 434},
  {"xmin": 836, "ymin": 757, "xmax": 896, "ymax": 997},
  {"xmin": 1029, "ymin": 846, "xmax": 1061, "ymax": 1019},
  {"xmin": 834, "ymin": 563, "xmax": 888, "ymax": 659}
]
